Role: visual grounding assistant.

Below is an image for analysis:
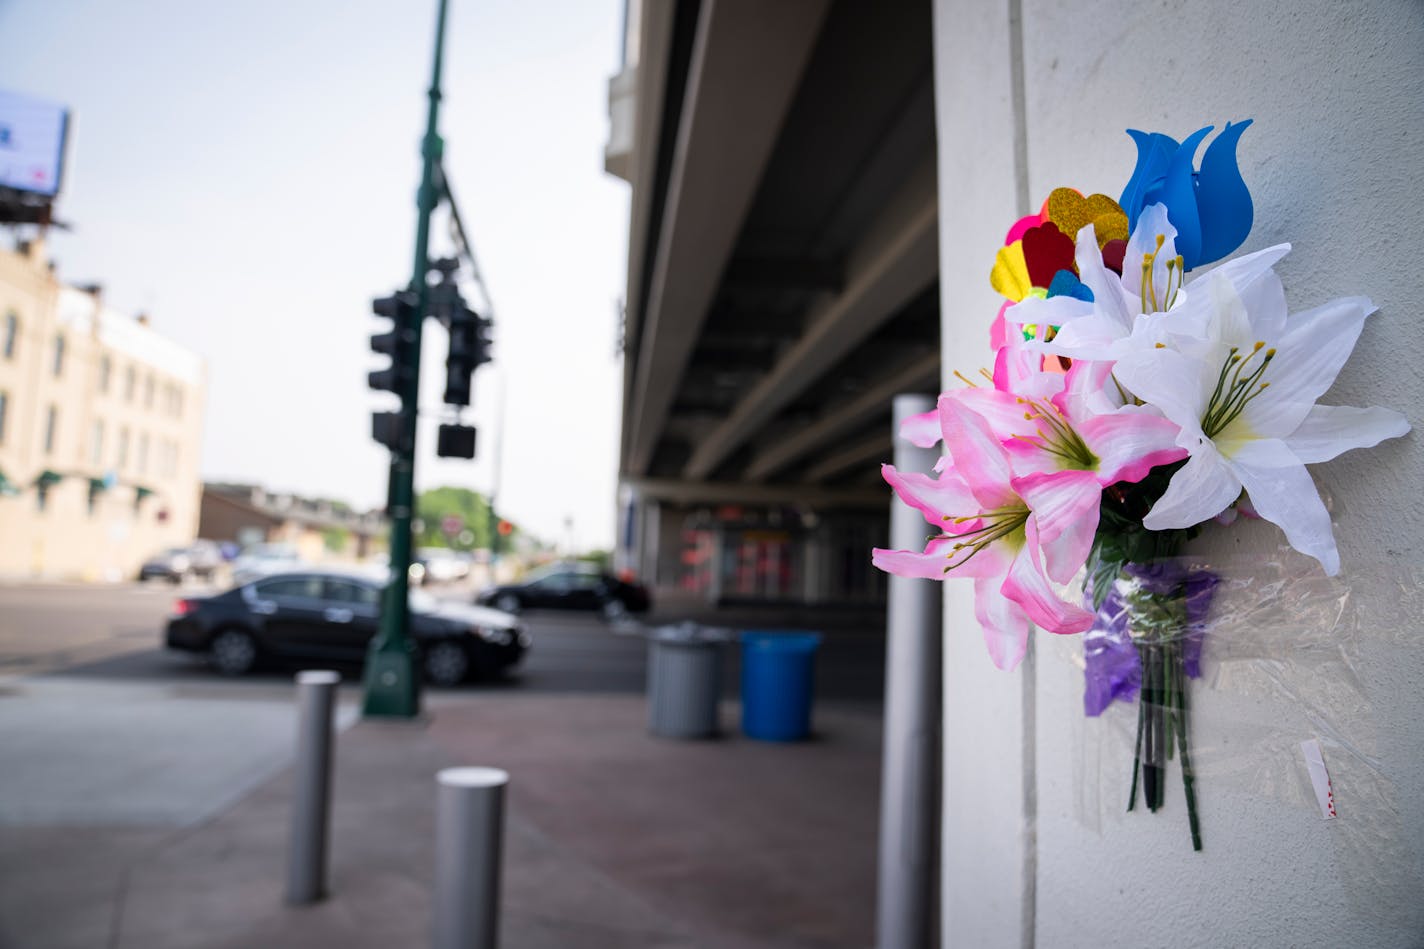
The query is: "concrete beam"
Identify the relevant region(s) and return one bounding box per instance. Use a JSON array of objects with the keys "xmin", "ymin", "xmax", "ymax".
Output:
[
  {"xmin": 622, "ymin": 0, "xmax": 676, "ymax": 338},
  {"xmin": 722, "ymin": 256, "xmax": 844, "ymax": 294},
  {"xmin": 744, "ymin": 350, "xmax": 940, "ymax": 482},
  {"xmin": 618, "ymin": 0, "xmax": 676, "ymax": 472},
  {"xmin": 622, "ymin": 477, "xmax": 885, "ymax": 509},
  {"xmin": 627, "ymin": 0, "xmax": 831, "ymax": 477},
  {"xmin": 804, "ymin": 430, "xmax": 893, "ymax": 483},
  {"xmin": 682, "ymin": 158, "xmax": 938, "ymax": 480}
]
